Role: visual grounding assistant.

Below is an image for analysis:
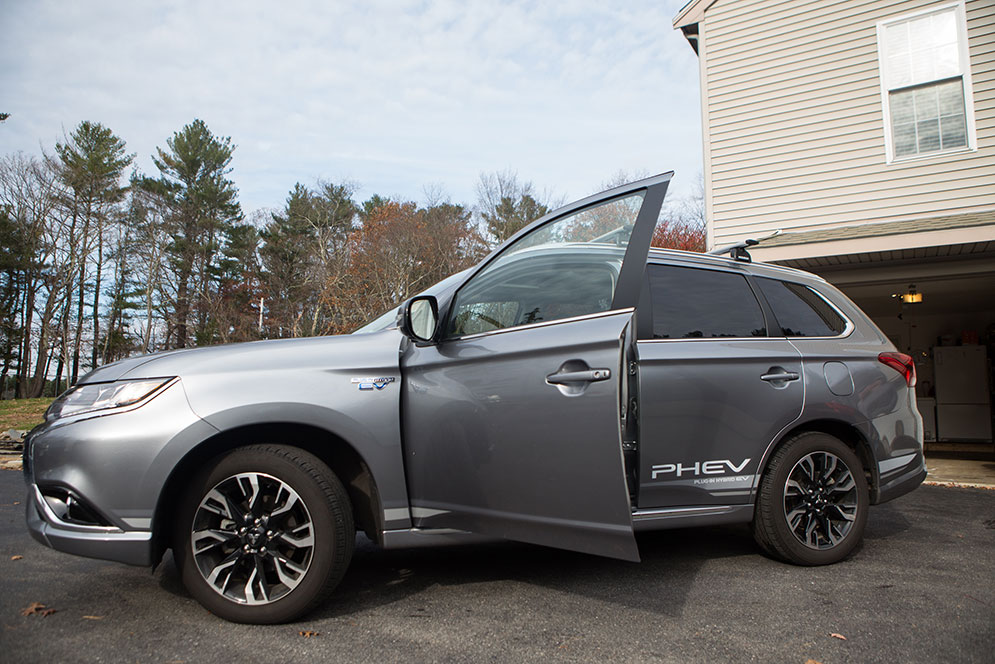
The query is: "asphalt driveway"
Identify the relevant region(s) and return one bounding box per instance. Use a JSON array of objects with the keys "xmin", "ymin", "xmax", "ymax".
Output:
[{"xmin": 1, "ymin": 470, "xmax": 992, "ymax": 663}]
